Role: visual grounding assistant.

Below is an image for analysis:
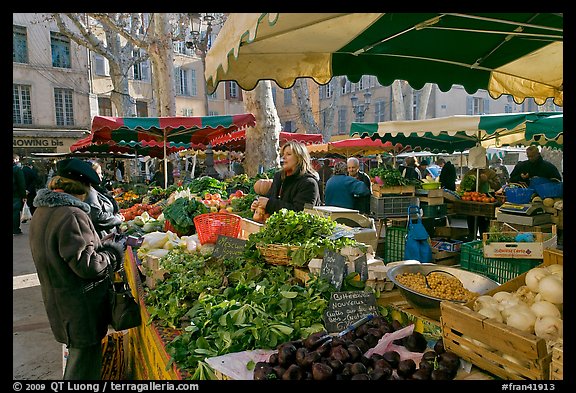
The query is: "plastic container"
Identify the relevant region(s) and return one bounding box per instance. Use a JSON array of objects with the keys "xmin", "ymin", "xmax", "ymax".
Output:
[
  {"xmin": 193, "ymin": 212, "xmax": 242, "ymax": 244},
  {"xmin": 383, "ymin": 227, "xmax": 407, "ymax": 263},
  {"xmin": 459, "ymin": 240, "xmax": 541, "ymax": 284},
  {"xmin": 421, "ymin": 182, "xmax": 441, "ymax": 190},
  {"xmin": 533, "ymin": 182, "xmax": 563, "ymax": 198},
  {"xmin": 505, "ymin": 187, "xmax": 535, "ymax": 204}
]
